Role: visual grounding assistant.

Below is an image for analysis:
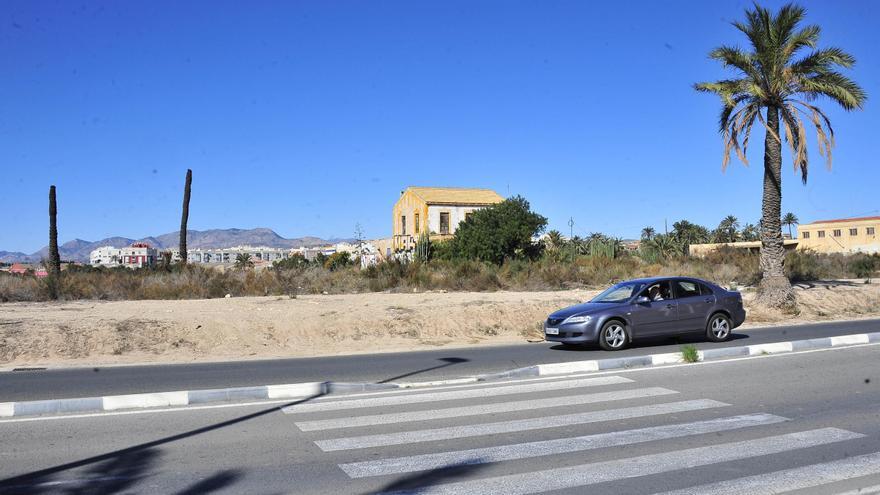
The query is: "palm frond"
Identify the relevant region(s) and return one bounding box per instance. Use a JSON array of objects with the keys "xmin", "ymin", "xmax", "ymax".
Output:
[{"xmin": 800, "ymin": 71, "xmax": 867, "ymax": 110}]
